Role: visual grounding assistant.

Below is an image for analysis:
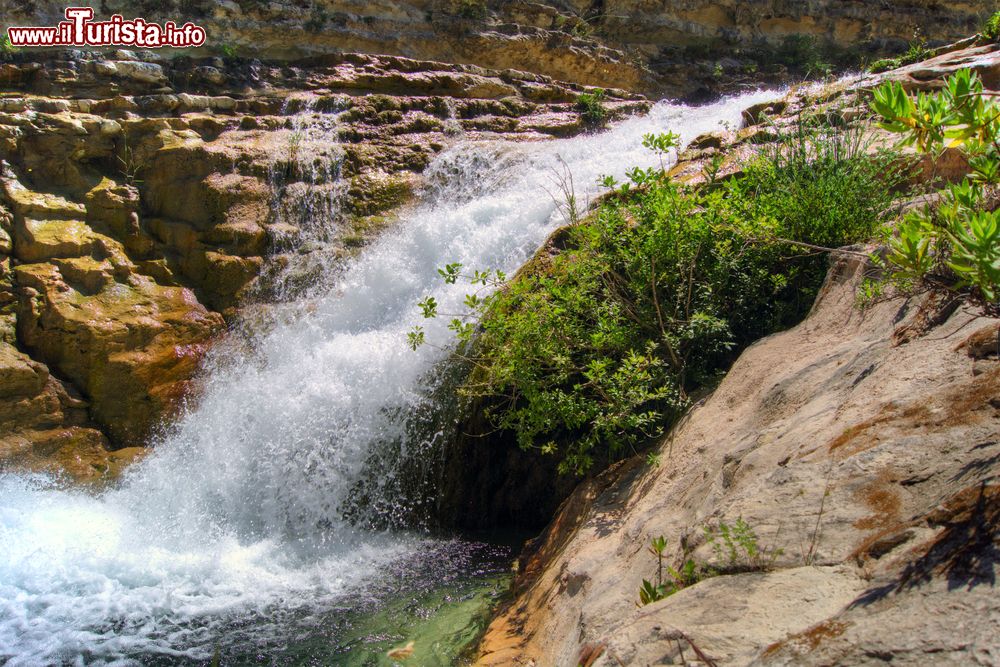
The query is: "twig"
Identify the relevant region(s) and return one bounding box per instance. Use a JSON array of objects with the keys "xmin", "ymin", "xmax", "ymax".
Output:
[
  {"xmin": 805, "ymin": 467, "xmax": 833, "ymax": 566},
  {"xmin": 678, "ymin": 632, "xmax": 719, "ymax": 667},
  {"xmin": 770, "ymin": 236, "xmax": 871, "ymax": 258}
]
